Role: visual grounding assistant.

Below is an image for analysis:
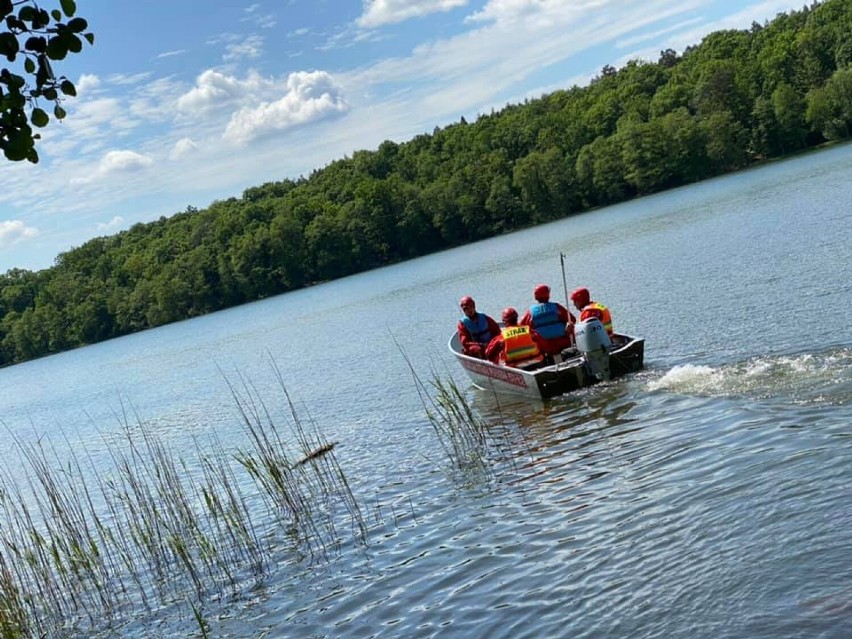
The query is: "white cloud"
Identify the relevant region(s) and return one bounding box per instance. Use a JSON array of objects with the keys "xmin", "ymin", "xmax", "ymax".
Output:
[
  {"xmin": 466, "ymin": 0, "xmax": 614, "ymax": 27},
  {"xmin": 70, "ymin": 150, "xmax": 154, "ymax": 185},
  {"xmin": 107, "ymin": 72, "xmax": 152, "ymax": 86},
  {"xmin": 156, "ymin": 49, "xmax": 187, "ymax": 59},
  {"xmin": 223, "ymin": 34, "xmax": 265, "ymax": 61},
  {"xmin": 96, "ymin": 216, "xmax": 125, "ymax": 231},
  {"xmin": 0, "ymin": 220, "xmax": 39, "ymax": 248},
  {"xmin": 128, "ymin": 77, "xmax": 186, "ymax": 122},
  {"xmin": 223, "ymin": 71, "xmax": 349, "ymax": 145},
  {"xmin": 358, "ymin": 0, "xmax": 469, "ymax": 28},
  {"xmin": 170, "ymin": 137, "xmax": 199, "ymax": 160},
  {"xmin": 243, "ymin": 3, "xmax": 276, "ymax": 29},
  {"xmin": 100, "ymin": 150, "xmax": 154, "ymax": 172},
  {"xmin": 76, "ymin": 73, "xmax": 101, "ymax": 94},
  {"xmin": 176, "ymin": 69, "xmax": 274, "ymax": 113},
  {"xmin": 615, "ymin": 18, "xmax": 704, "ymax": 50}
]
